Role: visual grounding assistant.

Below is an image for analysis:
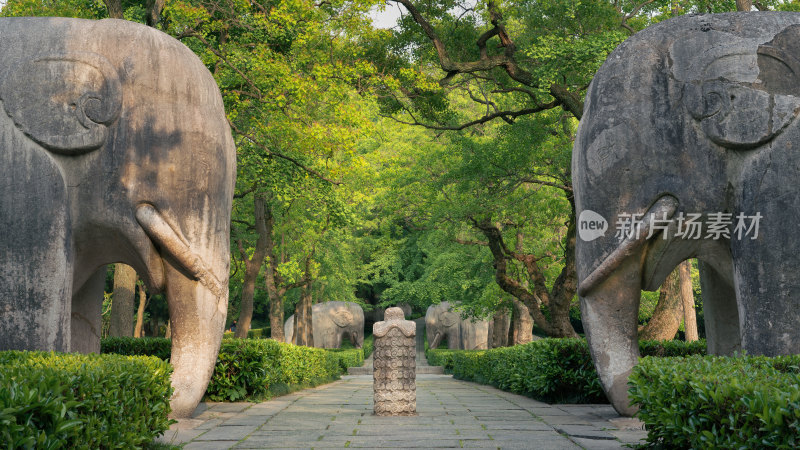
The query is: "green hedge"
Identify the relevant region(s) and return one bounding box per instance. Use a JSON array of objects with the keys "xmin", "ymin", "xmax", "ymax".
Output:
[
  {"xmin": 102, "ymin": 336, "xmax": 172, "ymax": 360},
  {"xmin": 102, "ymin": 336, "xmax": 371, "ymax": 402},
  {"xmin": 0, "ymin": 351, "xmax": 172, "ymax": 448},
  {"xmin": 362, "ymin": 334, "xmax": 374, "ymax": 359},
  {"xmin": 629, "ymin": 354, "xmax": 800, "ymax": 448},
  {"xmin": 426, "ymin": 338, "xmax": 706, "ymax": 404},
  {"xmin": 222, "ymin": 327, "xmax": 268, "ymax": 339}
]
